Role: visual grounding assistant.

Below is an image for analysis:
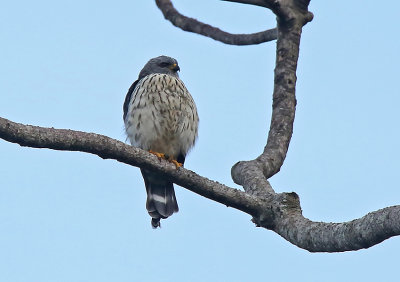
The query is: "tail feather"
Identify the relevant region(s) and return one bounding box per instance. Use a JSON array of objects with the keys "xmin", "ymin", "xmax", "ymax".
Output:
[{"xmin": 141, "ymin": 169, "xmax": 179, "ymax": 228}]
